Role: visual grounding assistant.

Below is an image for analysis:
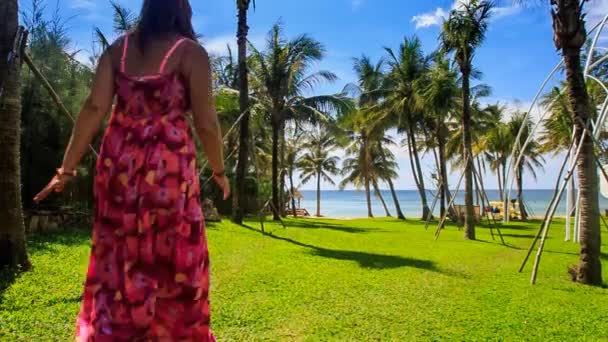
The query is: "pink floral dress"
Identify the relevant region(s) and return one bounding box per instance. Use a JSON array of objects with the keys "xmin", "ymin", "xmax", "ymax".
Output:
[{"xmin": 76, "ymin": 35, "xmax": 215, "ymax": 341}]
